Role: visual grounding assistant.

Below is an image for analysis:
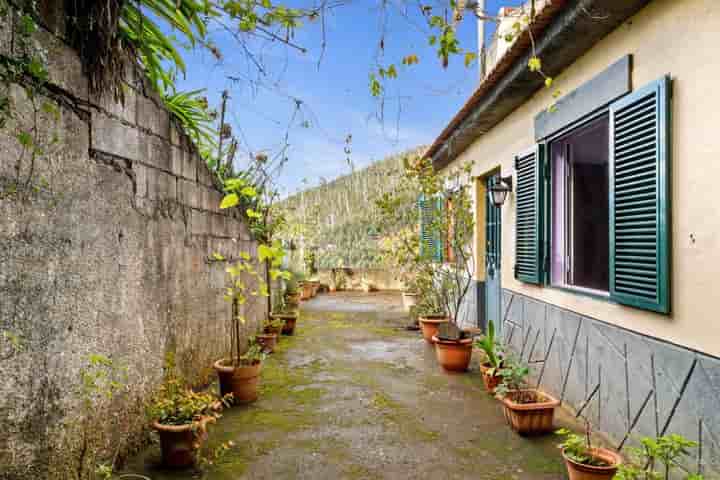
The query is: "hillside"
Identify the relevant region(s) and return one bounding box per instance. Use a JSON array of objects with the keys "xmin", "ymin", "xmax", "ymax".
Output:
[{"xmin": 278, "ymin": 147, "xmax": 424, "ymax": 270}]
